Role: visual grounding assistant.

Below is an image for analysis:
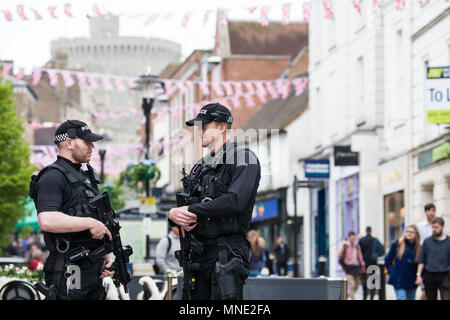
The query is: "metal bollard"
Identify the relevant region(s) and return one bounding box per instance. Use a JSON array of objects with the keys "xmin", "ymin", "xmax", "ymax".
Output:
[
  {"xmin": 341, "ymin": 278, "xmax": 348, "ymax": 300},
  {"xmin": 166, "ymin": 275, "xmax": 173, "ymax": 300}
]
